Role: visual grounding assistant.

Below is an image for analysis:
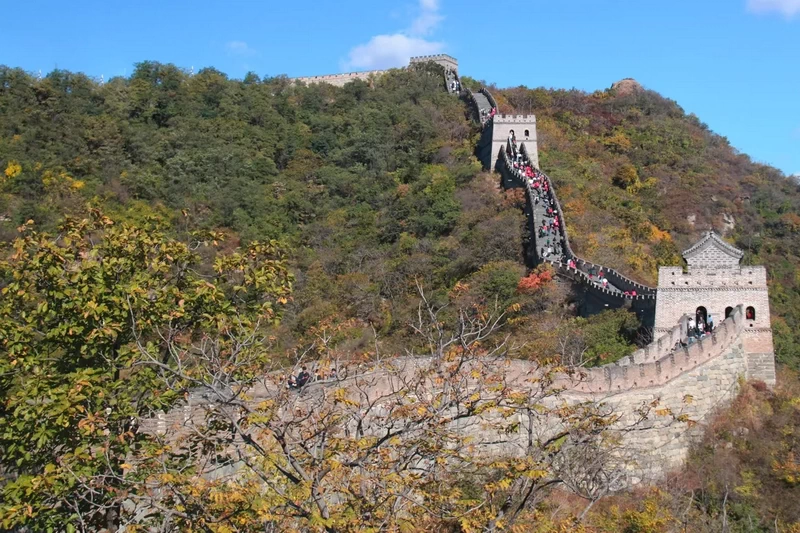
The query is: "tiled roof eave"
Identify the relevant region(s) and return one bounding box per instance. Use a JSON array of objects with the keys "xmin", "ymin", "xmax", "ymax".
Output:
[{"xmin": 682, "ymin": 231, "xmax": 744, "ymax": 260}]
